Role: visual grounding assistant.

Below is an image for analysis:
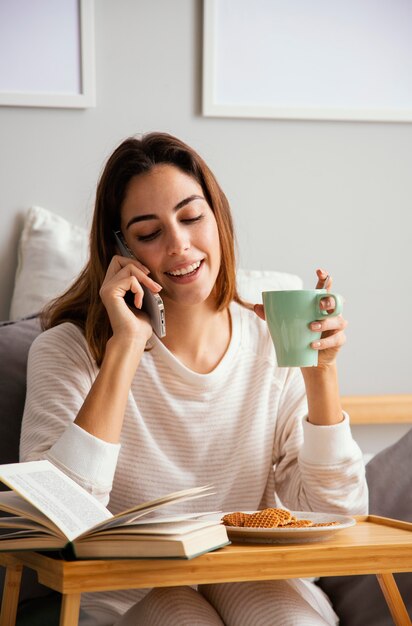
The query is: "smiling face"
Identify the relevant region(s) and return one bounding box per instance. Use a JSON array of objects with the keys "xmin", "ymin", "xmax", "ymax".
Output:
[{"xmin": 120, "ymin": 164, "xmax": 222, "ymax": 309}]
